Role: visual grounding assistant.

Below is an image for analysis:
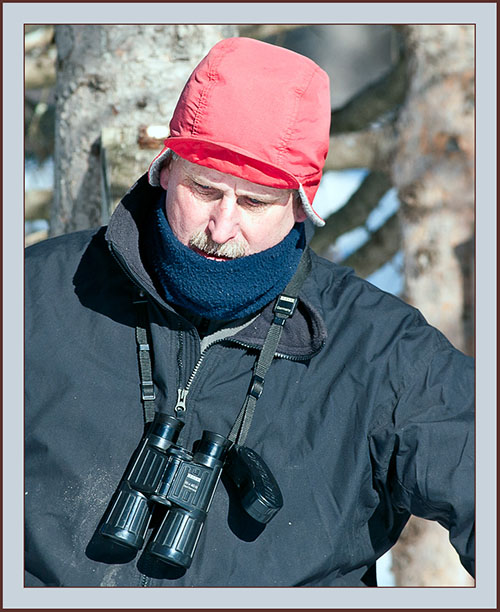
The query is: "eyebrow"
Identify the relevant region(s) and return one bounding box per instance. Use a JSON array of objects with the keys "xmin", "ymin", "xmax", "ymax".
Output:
[
  {"xmin": 237, "ymin": 191, "xmax": 277, "ymax": 203},
  {"xmin": 186, "ymin": 172, "xmax": 282, "ymax": 202}
]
